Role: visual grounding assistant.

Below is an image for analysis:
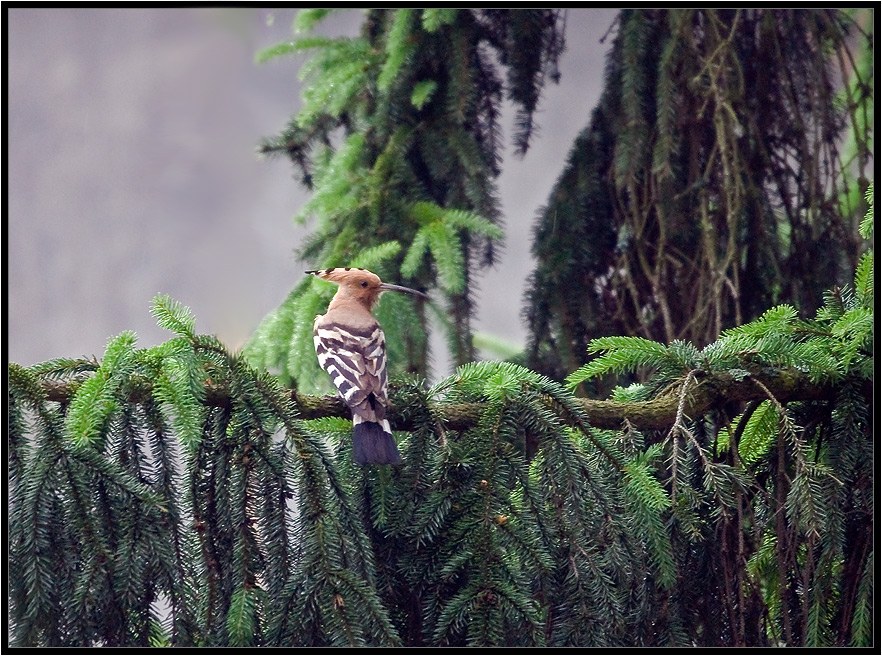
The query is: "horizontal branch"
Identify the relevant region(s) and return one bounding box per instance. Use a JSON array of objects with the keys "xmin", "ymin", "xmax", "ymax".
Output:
[
  {"xmin": 37, "ymin": 365, "xmax": 850, "ymax": 433},
  {"xmin": 574, "ymin": 367, "xmax": 838, "ymax": 431}
]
